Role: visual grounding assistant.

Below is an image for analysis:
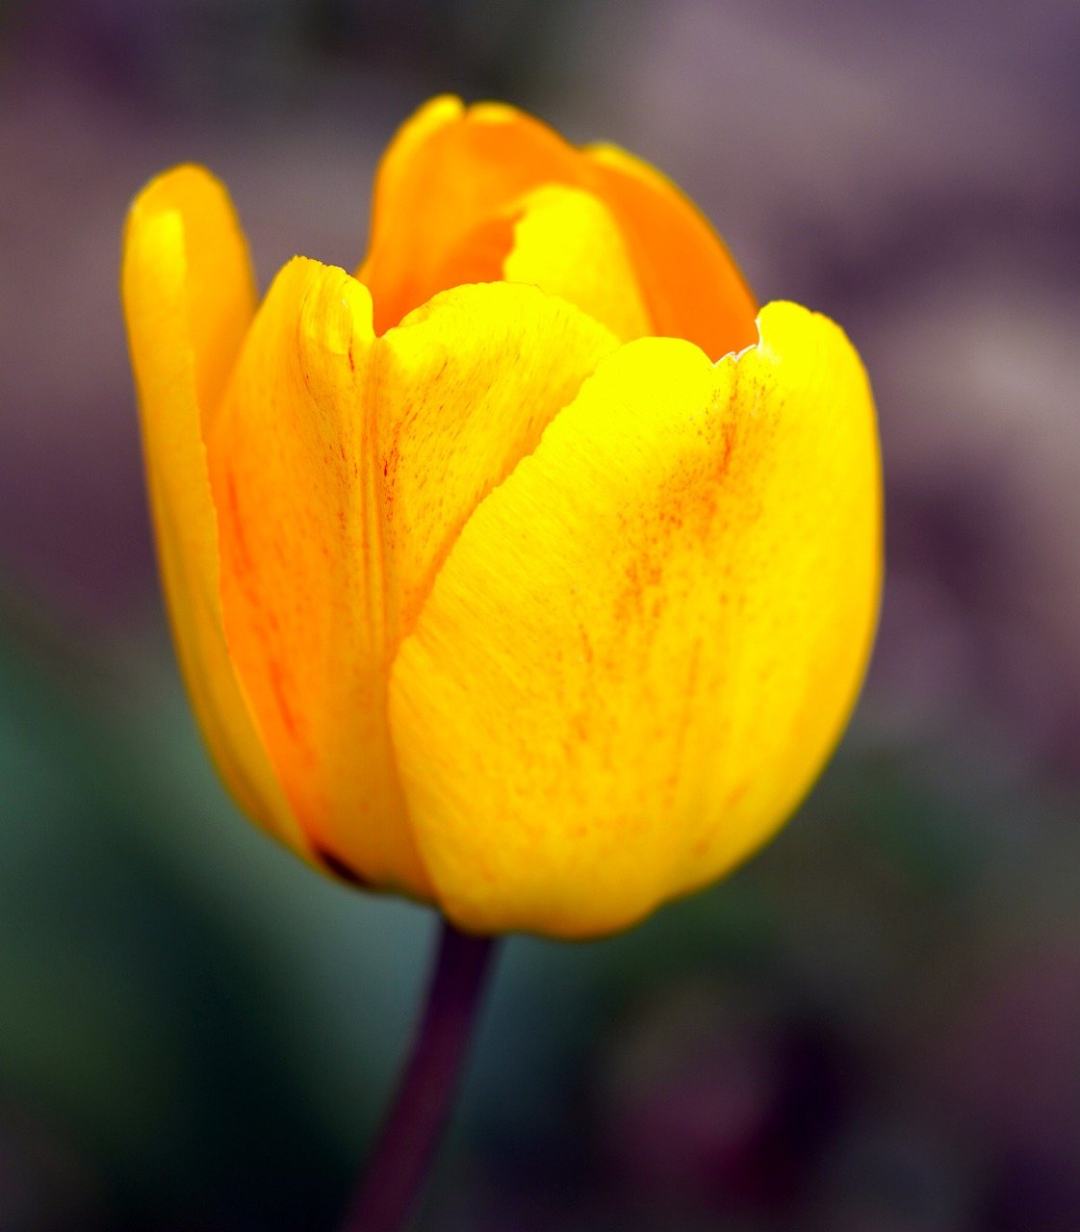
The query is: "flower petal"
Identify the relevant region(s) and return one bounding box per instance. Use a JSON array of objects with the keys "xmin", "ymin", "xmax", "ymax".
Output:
[
  {"xmin": 361, "ymin": 96, "xmax": 579, "ymax": 333},
  {"xmin": 210, "ymin": 270, "xmax": 615, "ymax": 890},
  {"xmin": 360, "ymin": 96, "xmax": 756, "ymax": 357},
  {"xmin": 584, "ymin": 143, "xmax": 758, "ymax": 358},
  {"xmin": 502, "ymin": 185, "xmax": 651, "ymax": 342},
  {"xmin": 421, "ymin": 183, "xmax": 651, "ymax": 343},
  {"xmin": 377, "ymin": 281, "xmax": 619, "ymax": 632},
  {"xmin": 208, "ymin": 257, "xmax": 429, "ymax": 894},
  {"xmin": 122, "ymin": 166, "xmax": 307, "ymax": 855},
  {"xmin": 389, "ymin": 302, "xmax": 882, "ymax": 937}
]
